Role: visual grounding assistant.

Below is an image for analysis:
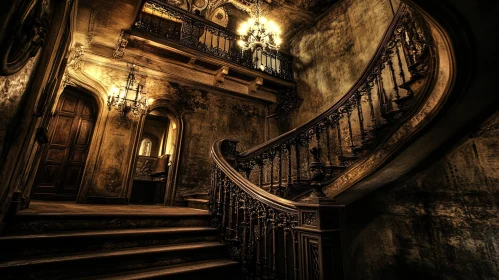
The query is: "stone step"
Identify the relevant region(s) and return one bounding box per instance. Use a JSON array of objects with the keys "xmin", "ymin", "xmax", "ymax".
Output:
[
  {"xmin": 4, "ymin": 211, "xmax": 212, "ymax": 235},
  {"xmin": 185, "ymin": 198, "xmax": 209, "ymax": 210},
  {"xmin": 0, "ymin": 242, "xmax": 228, "ymax": 280},
  {"xmin": 77, "ymin": 259, "xmax": 240, "ymax": 280},
  {"xmin": 182, "ymin": 192, "xmax": 209, "ymax": 200},
  {"xmin": 0, "ymin": 226, "xmax": 218, "ymax": 259}
]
